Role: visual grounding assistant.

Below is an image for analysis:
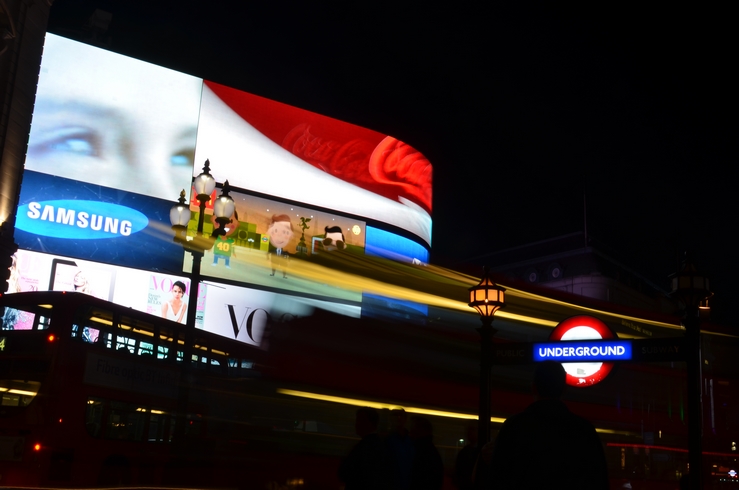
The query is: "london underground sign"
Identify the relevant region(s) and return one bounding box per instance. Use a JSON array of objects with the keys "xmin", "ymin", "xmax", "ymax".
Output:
[
  {"xmin": 489, "ymin": 315, "xmax": 686, "ymax": 388},
  {"xmin": 546, "ymin": 315, "xmax": 622, "ymax": 388},
  {"xmin": 533, "ymin": 340, "xmax": 632, "ymax": 363}
]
